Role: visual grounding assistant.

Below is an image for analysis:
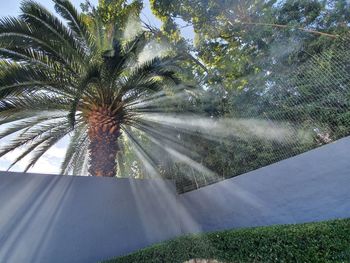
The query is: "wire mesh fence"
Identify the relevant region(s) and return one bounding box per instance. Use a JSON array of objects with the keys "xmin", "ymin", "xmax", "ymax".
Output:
[{"xmin": 173, "ymin": 36, "xmax": 350, "ymax": 193}]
